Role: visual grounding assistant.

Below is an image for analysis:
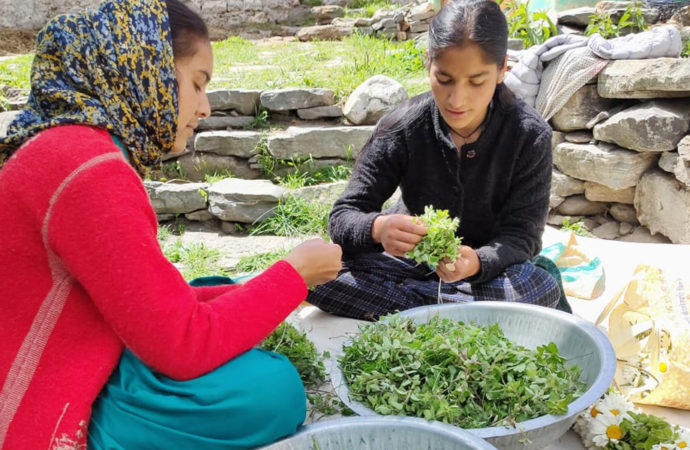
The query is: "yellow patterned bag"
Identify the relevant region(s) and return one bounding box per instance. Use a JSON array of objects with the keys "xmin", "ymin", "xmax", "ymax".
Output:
[{"xmin": 596, "ymin": 265, "xmax": 690, "ymax": 410}]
